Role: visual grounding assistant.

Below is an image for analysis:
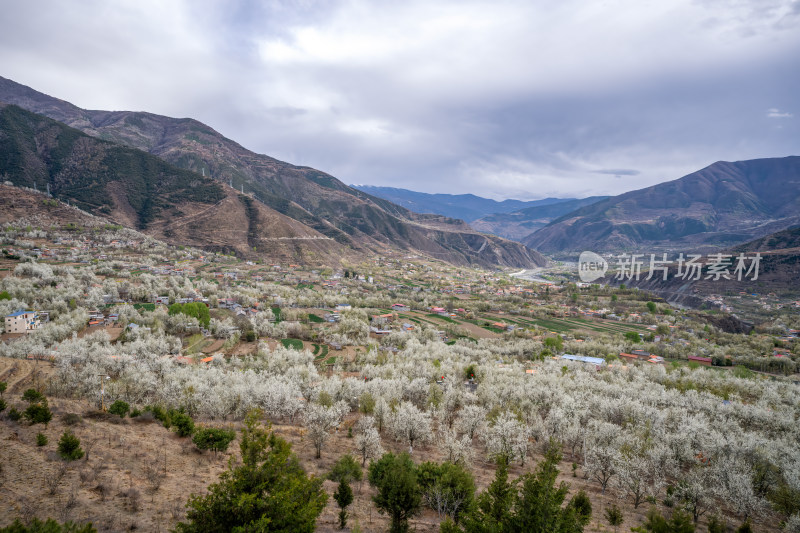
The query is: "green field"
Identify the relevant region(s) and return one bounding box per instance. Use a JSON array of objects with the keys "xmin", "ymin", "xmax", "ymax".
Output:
[
  {"xmin": 426, "ymin": 313, "xmax": 457, "ymax": 324},
  {"xmin": 313, "ymin": 344, "xmax": 329, "ymax": 361},
  {"xmin": 280, "ymin": 338, "xmax": 303, "ymax": 350}
]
